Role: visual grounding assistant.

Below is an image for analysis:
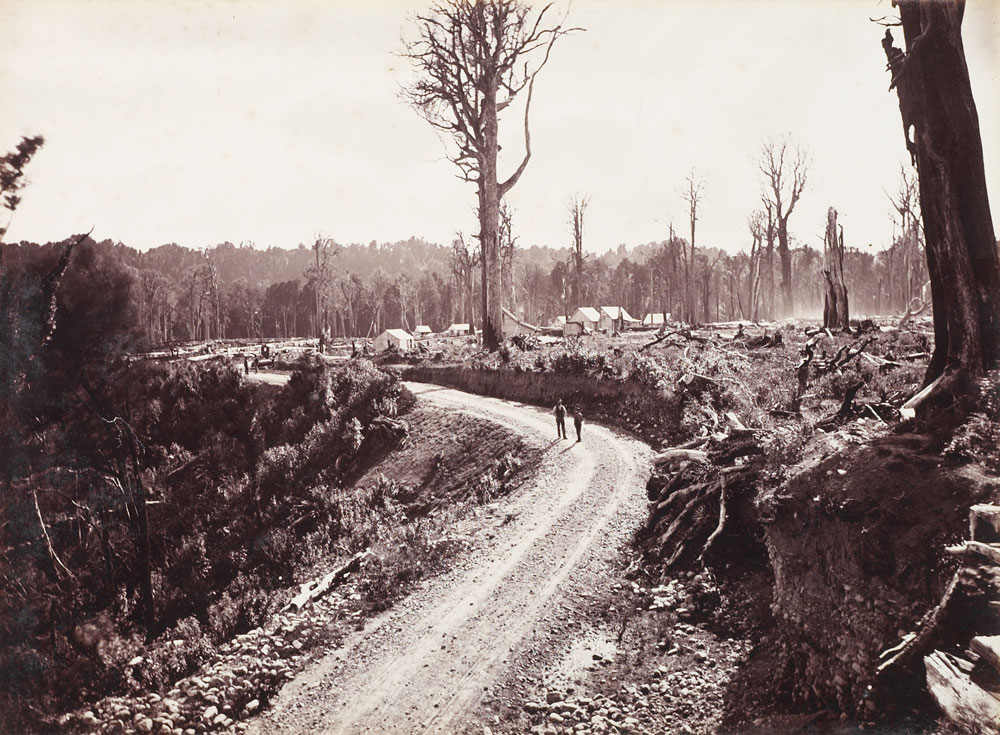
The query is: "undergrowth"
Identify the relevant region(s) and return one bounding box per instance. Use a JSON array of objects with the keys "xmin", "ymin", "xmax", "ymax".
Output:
[{"xmin": 1, "ymin": 359, "xmax": 409, "ymax": 731}]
